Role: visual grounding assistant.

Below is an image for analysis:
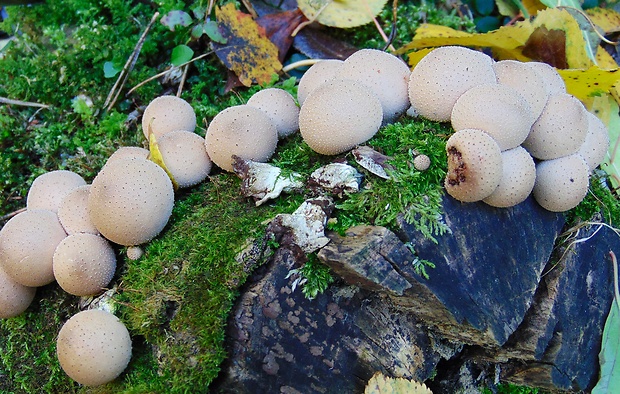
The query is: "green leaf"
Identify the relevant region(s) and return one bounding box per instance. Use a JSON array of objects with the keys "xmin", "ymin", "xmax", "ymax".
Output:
[
  {"xmin": 204, "ymin": 20, "xmax": 227, "ymax": 44},
  {"xmin": 170, "ymin": 45, "xmax": 194, "ymax": 66},
  {"xmin": 103, "ymin": 61, "xmax": 121, "ymax": 78},
  {"xmin": 161, "ymin": 10, "xmax": 193, "ymax": 32},
  {"xmin": 603, "ymin": 99, "xmax": 620, "ymax": 191},
  {"xmin": 592, "ymin": 296, "xmax": 620, "ymax": 391}
]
